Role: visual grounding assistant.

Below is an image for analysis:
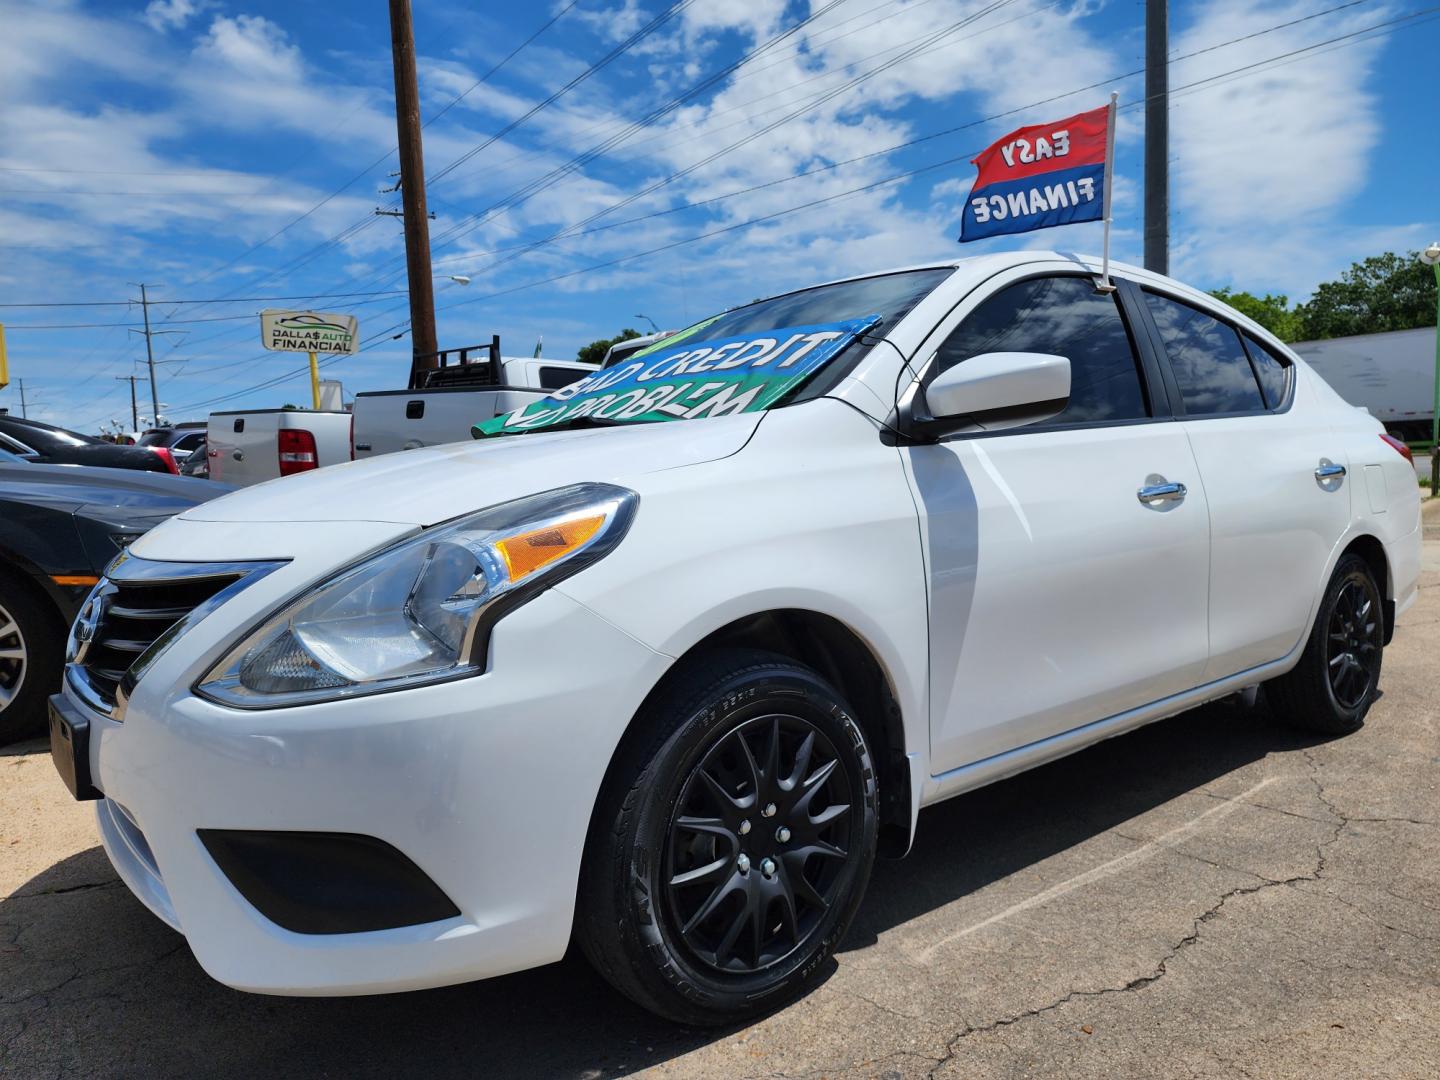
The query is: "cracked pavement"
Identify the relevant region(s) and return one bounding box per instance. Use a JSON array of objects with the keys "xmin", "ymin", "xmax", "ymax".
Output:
[{"xmin": 3, "ymin": 534, "xmax": 1438, "ymax": 1079}]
